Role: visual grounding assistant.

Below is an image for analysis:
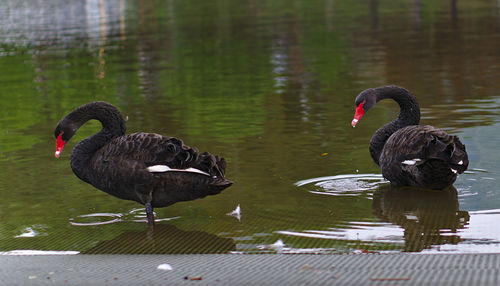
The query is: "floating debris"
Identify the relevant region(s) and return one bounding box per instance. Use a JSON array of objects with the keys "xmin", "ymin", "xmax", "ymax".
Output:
[
  {"xmin": 270, "ymin": 239, "xmax": 285, "ymax": 250},
  {"xmin": 226, "ymin": 204, "xmax": 241, "ymax": 221},
  {"xmin": 257, "ymin": 239, "xmax": 288, "ymax": 253},
  {"xmin": 15, "ymin": 227, "xmax": 38, "ymax": 238}
]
